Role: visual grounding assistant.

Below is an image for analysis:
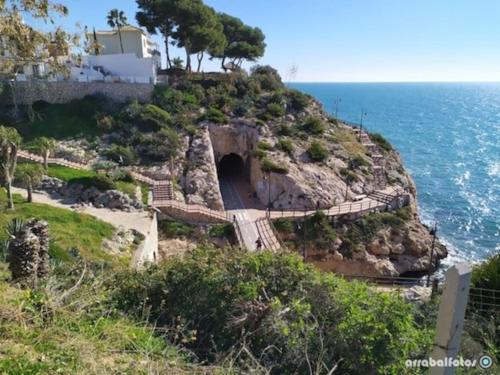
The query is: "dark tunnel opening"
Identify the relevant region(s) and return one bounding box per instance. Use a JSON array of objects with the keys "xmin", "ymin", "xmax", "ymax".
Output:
[{"xmin": 218, "ymin": 153, "xmax": 246, "ymax": 179}]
